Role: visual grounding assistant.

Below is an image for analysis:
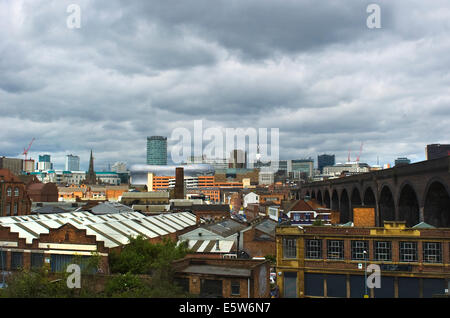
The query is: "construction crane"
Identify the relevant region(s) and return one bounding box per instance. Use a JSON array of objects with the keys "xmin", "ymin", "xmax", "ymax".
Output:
[
  {"xmin": 356, "ymin": 142, "xmax": 364, "ymax": 162},
  {"xmin": 22, "ymin": 138, "xmax": 35, "ymax": 161}
]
